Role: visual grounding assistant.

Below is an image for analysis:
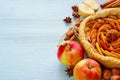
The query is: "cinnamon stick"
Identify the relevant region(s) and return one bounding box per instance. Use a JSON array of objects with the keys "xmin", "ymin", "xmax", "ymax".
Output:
[
  {"xmin": 100, "ymin": 0, "xmax": 116, "ymax": 8},
  {"xmin": 64, "ymin": 27, "xmax": 74, "ymax": 40},
  {"xmin": 104, "ymin": 0, "xmax": 120, "ymax": 8},
  {"xmin": 70, "ymin": 35, "xmax": 76, "ymax": 41},
  {"xmin": 64, "ymin": 18, "xmax": 82, "ymax": 40}
]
